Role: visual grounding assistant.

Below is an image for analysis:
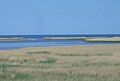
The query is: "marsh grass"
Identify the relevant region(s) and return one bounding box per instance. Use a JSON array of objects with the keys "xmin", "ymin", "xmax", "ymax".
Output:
[
  {"xmin": 13, "ymin": 73, "xmax": 30, "ymax": 80},
  {"xmin": 0, "ymin": 63, "xmax": 16, "ymax": 79},
  {"xmin": 40, "ymin": 57, "xmax": 56, "ymax": 64},
  {"xmin": 27, "ymin": 51, "xmax": 51, "ymax": 55},
  {"xmin": 0, "ymin": 46, "xmax": 120, "ymax": 81},
  {"xmin": 57, "ymin": 53, "xmax": 113, "ymax": 57}
]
